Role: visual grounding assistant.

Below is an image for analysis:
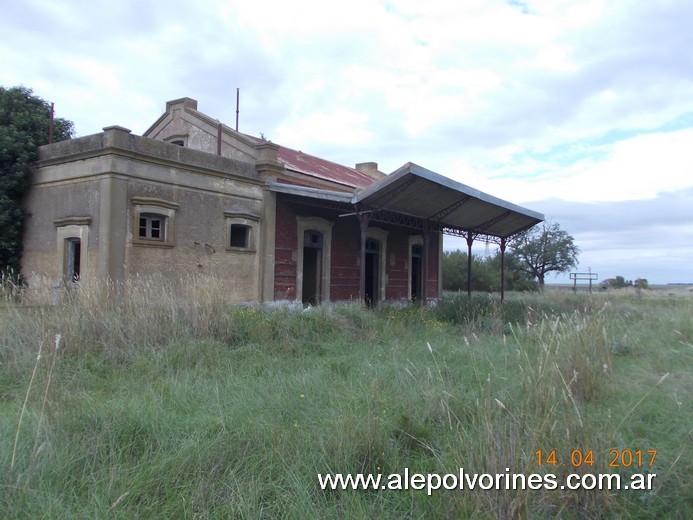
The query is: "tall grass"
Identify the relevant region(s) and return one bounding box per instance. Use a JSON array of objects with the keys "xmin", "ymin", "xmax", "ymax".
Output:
[{"xmin": 1, "ymin": 279, "xmax": 691, "ymax": 518}]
